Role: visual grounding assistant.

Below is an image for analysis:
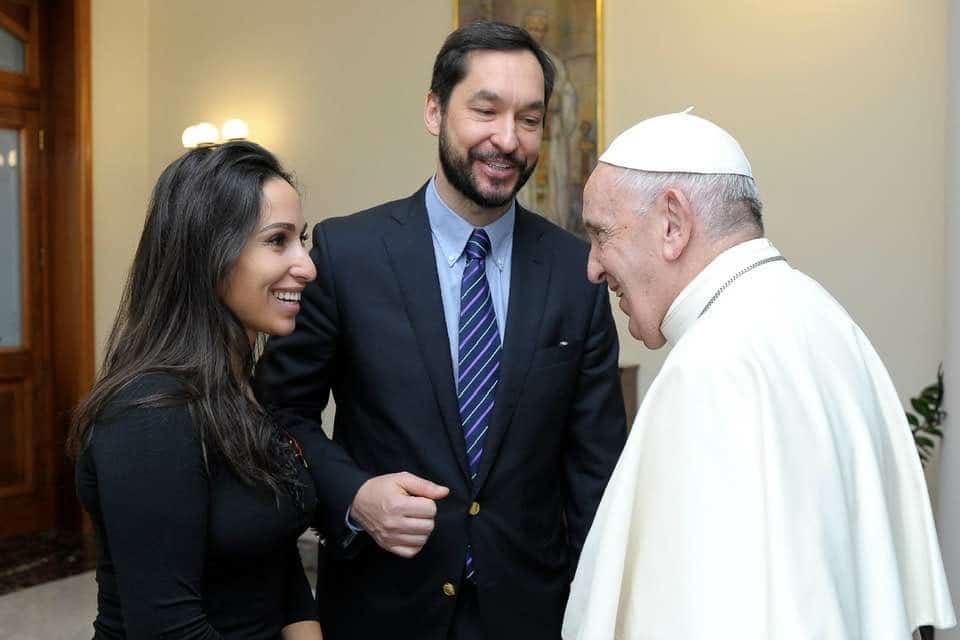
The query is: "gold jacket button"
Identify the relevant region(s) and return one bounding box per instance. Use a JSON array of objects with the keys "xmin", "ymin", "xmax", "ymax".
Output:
[
  {"xmin": 442, "ymin": 582, "xmax": 457, "ymax": 597},
  {"xmin": 469, "ymin": 501, "xmax": 481, "ymax": 516}
]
